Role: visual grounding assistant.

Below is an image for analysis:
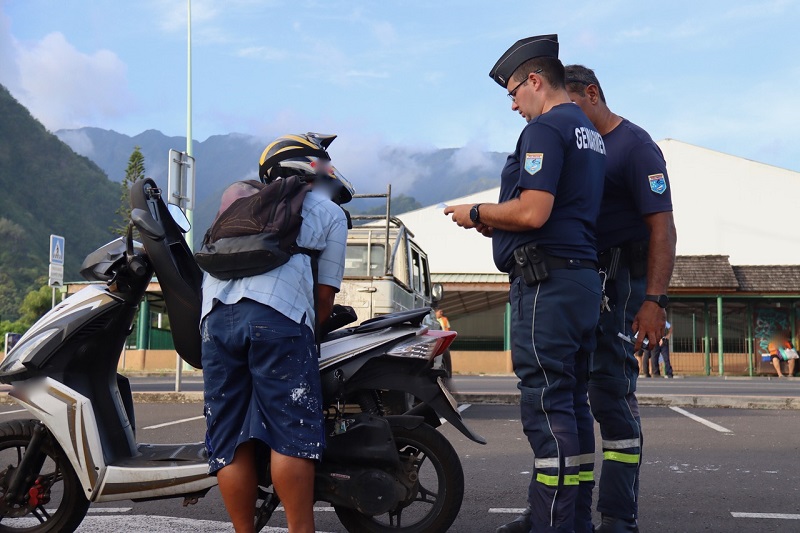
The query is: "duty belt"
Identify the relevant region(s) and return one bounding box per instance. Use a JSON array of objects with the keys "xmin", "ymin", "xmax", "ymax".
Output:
[{"xmin": 510, "ymin": 255, "xmax": 598, "ymax": 281}]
